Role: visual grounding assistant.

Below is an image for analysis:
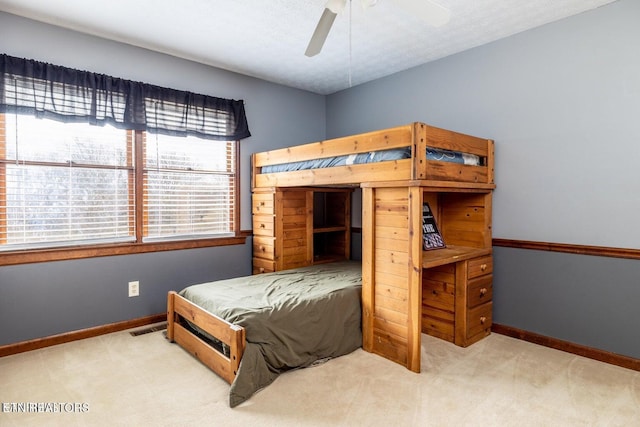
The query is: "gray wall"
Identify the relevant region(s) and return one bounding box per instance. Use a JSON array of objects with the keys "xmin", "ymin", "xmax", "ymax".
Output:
[
  {"xmin": 0, "ymin": 245, "xmax": 252, "ymax": 345},
  {"xmin": 328, "ymin": 0, "xmax": 640, "ymax": 358},
  {"xmin": 0, "ymin": 12, "xmax": 326, "ymax": 345},
  {"xmin": 493, "ymin": 247, "xmax": 640, "ymax": 358},
  {"xmin": 2, "ymin": 1, "xmax": 640, "ymax": 361}
]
